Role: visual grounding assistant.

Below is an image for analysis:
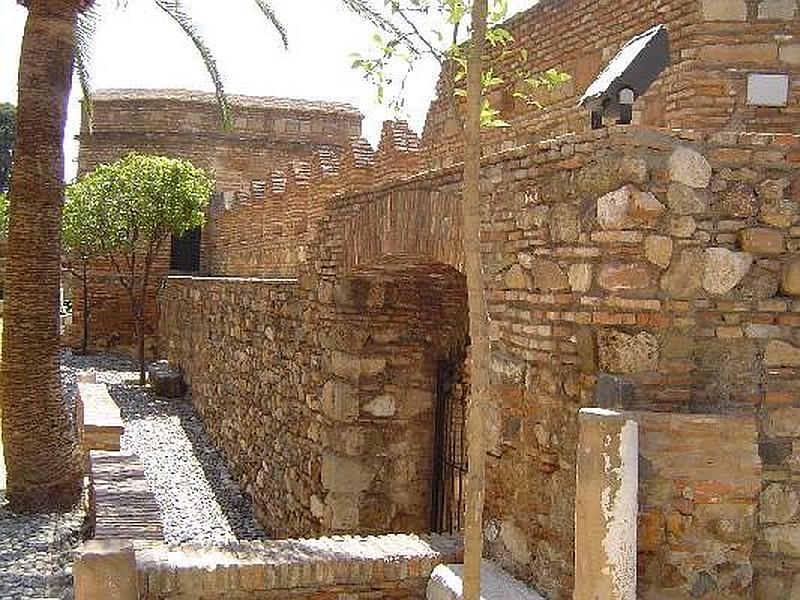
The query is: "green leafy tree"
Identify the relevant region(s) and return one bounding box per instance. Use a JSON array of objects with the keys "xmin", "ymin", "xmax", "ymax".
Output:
[
  {"xmin": 0, "ymin": 104, "xmax": 15, "ymax": 194},
  {"xmin": 343, "ymin": 2, "xmax": 569, "ymax": 597},
  {"xmin": 63, "ymin": 184, "xmax": 108, "ymax": 355},
  {"xmin": 67, "ymin": 153, "xmax": 212, "ymax": 385},
  {"xmin": 4, "ymin": 0, "xmax": 285, "ymax": 513}
]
